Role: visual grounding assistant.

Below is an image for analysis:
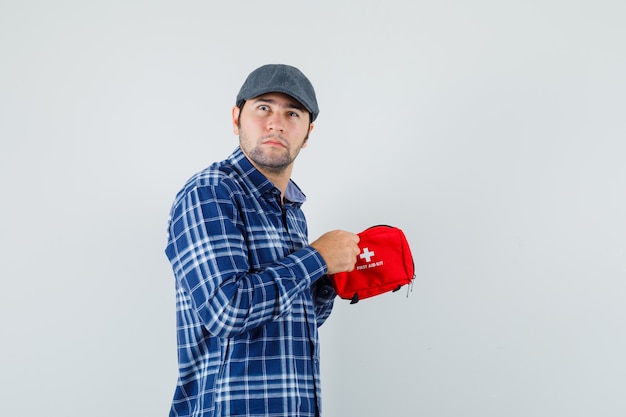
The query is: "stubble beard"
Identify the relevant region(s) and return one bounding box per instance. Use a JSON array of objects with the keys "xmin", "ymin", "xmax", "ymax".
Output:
[{"xmin": 239, "ymin": 131, "xmax": 308, "ymax": 175}]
